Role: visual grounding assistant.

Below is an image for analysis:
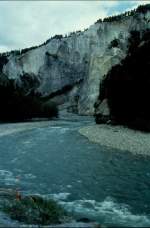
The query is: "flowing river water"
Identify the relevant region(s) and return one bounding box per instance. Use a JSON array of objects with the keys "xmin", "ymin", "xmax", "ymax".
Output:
[{"xmin": 0, "ymin": 114, "xmax": 150, "ymax": 226}]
